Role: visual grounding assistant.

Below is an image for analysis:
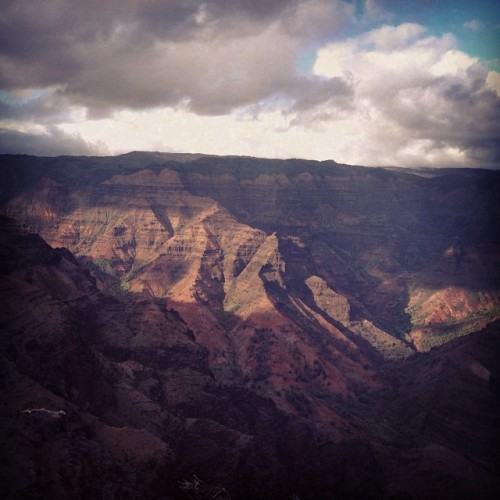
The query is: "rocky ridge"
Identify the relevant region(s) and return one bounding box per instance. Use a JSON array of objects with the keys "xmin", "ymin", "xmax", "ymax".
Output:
[
  {"xmin": 1, "ymin": 152, "xmax": 500, "ymax": 498},
  {"xmin": 3, "ymin": 154, "xmax": 499, "ymax": 355},
  {"xmin": 1, "ymin": 216, "xmax": 499, "ymax": 499}
]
